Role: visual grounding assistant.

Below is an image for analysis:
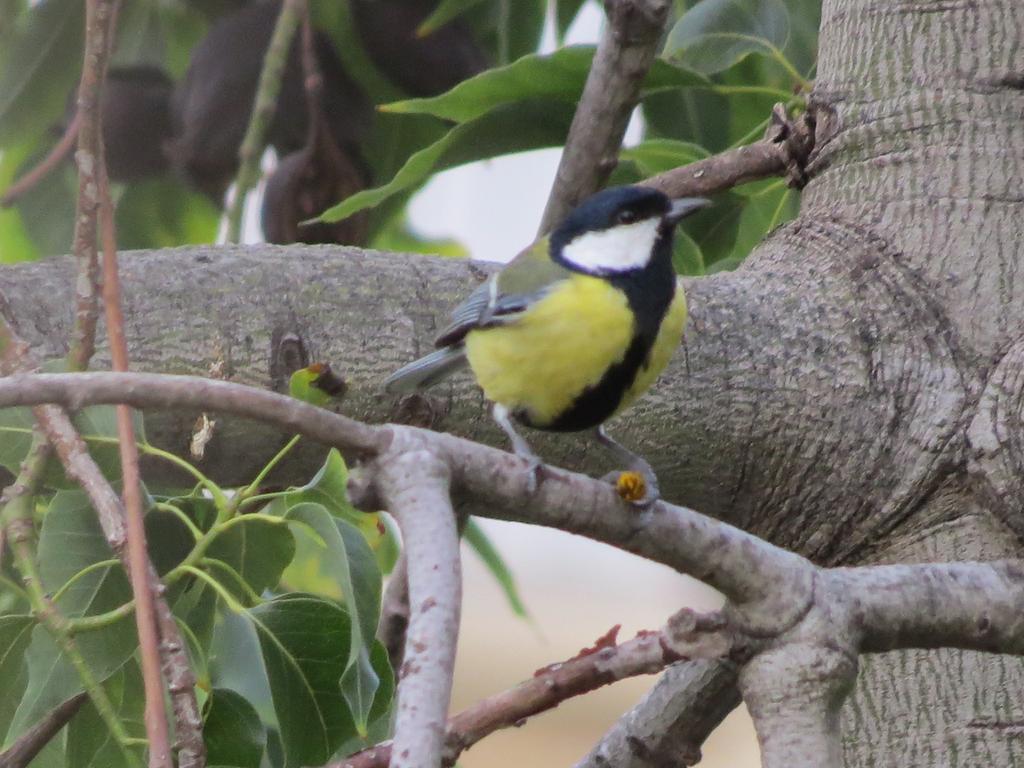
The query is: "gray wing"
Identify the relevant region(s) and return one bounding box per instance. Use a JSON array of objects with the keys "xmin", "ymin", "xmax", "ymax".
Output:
[{"xmin": 433, "ymin": 236, "xmax": 569, "ymax": 347}]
